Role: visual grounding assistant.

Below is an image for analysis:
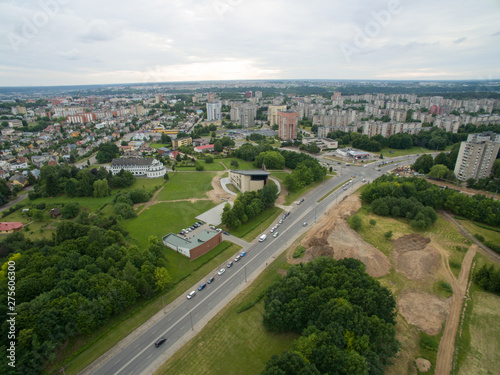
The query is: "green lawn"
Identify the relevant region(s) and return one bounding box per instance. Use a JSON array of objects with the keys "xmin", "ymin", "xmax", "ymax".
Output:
[
  {"xmin": 271, "ymin": 171, "xmax": 291, "ymax": 182},
  {"xmin": 220, "ymin": 158, "xmax": 258, "ymax": 170},
  {"xmin": 123, "ymin": 201, "xmax": 216, "ymax": 250},
  {"xmin": 175, "ymin": 160, "xmax": 226, "ymax": 171},
  {"xmin": 459, "ymin": 220, "xmax": 500, "ymax": 245},
  {"xmin": 149, "ymin": 142, "xmax": 168, "ymax": 149},
  {"xmin": 156, "ymin": 172, "xmax": 216, "ymax": 201},
  {"xmin": 156, "ymin": 251, "xmax": 298, "ymax": 375}
]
